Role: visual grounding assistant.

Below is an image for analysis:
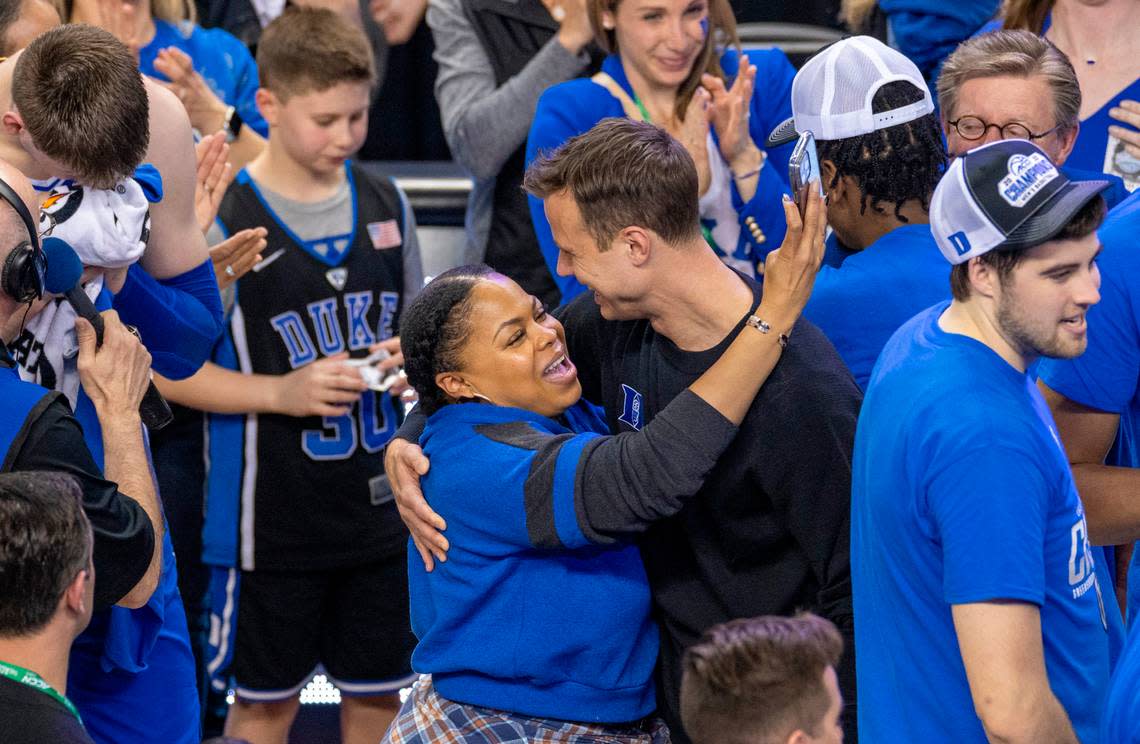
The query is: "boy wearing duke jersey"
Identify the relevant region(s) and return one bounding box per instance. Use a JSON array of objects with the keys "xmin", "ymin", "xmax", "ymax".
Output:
[{"xmin": 158, "ymin": 8, "xmax": 422, "ymax": 742}]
